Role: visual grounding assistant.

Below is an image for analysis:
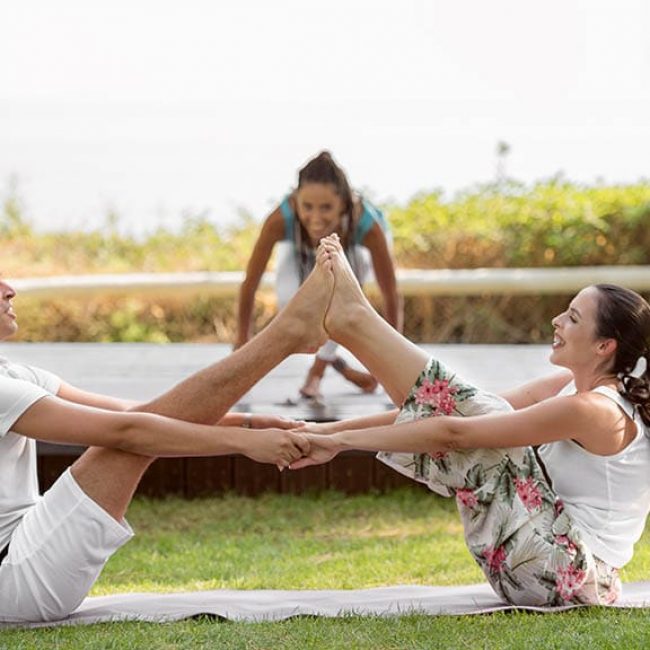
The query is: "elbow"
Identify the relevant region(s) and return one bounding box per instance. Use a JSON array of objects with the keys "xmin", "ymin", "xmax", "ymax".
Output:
[
  {"xmin": 438, "ymin": 418, "xmax": 469, "ymax": 452},
  {"xmin": 240, "ymin": 272, "xmax": 262, "ymax": 294},
  {"xmin": 109, "ymin": 417, "xmax": 138, "ymax": 452},
  {"xmin": 110, "ymin": 414, "xmax": 154, "ymax": 456}
]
